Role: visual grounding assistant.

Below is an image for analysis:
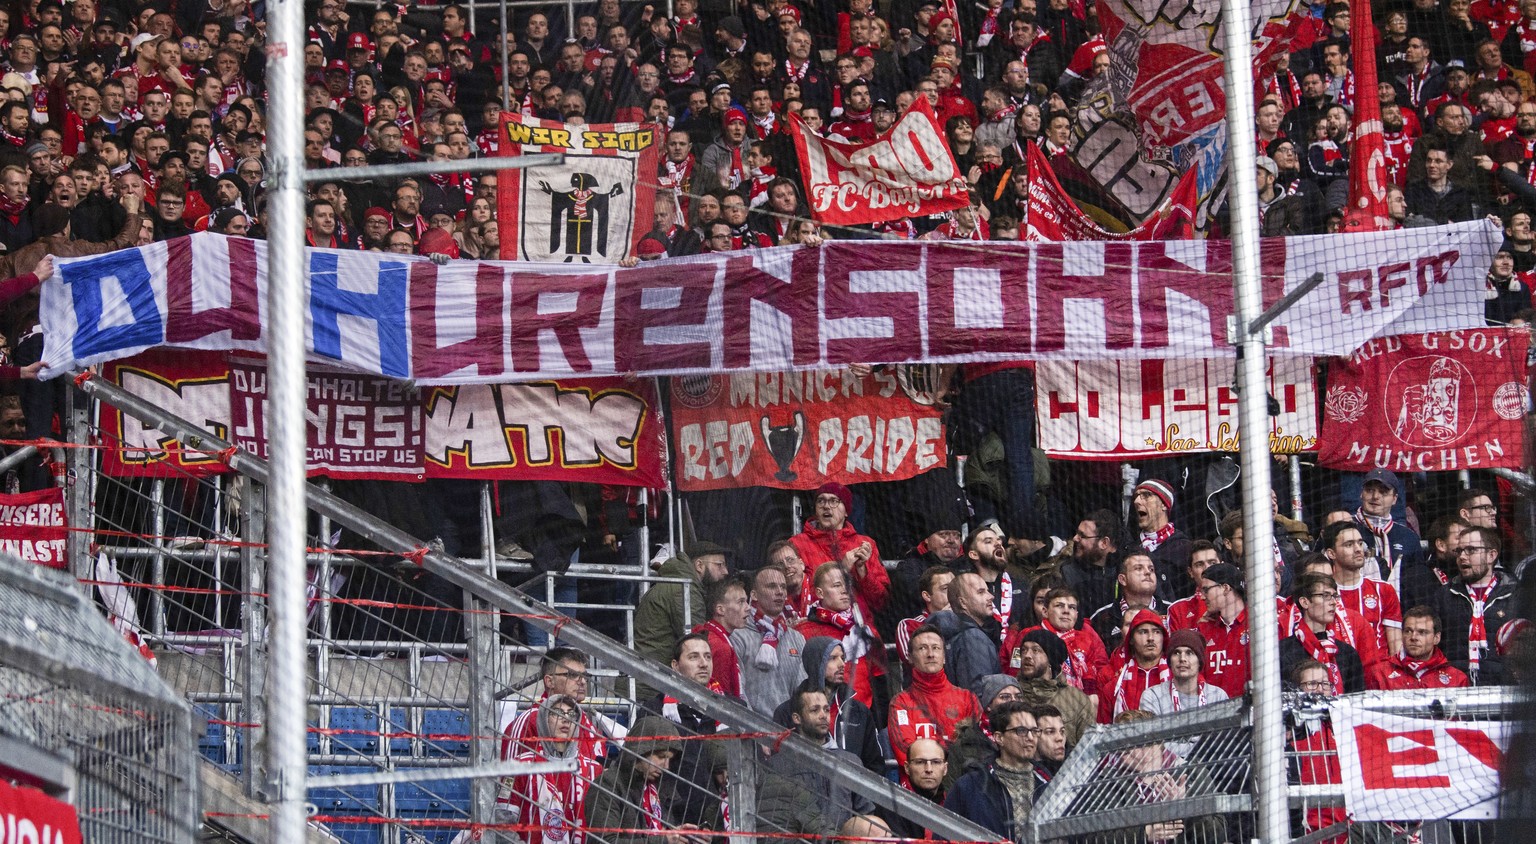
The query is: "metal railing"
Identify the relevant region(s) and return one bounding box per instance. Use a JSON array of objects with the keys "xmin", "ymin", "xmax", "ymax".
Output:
[{"xmin": 67, "ymin": 374, "xmax": 999, "ymax": 843}]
